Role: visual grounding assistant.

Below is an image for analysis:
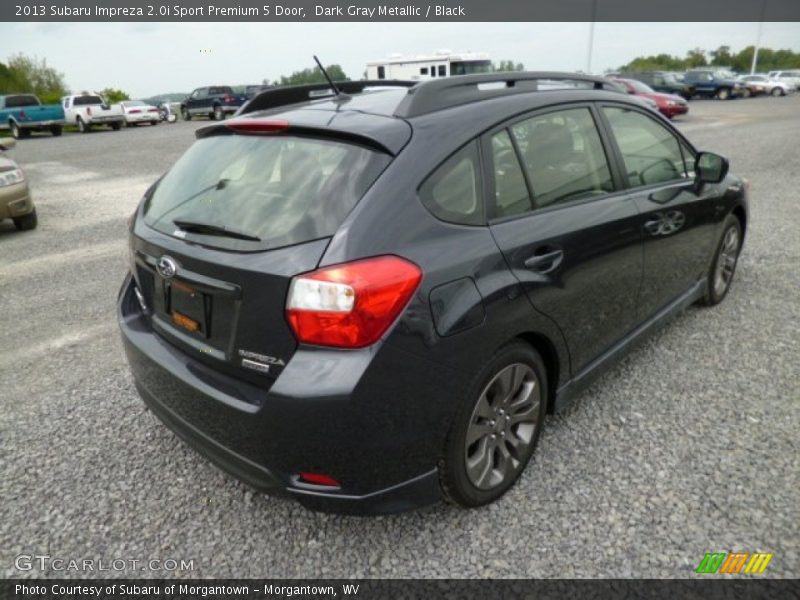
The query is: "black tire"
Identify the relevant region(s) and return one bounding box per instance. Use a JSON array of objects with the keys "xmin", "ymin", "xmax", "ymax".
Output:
[
  {"xmin": 10, "ymin": 121, "xmax": 29, "ymax": 139},
  {"xmin": 182, "ymin": 107, "xmax": 191, "ymax": 121},
  {"xmin": 13, "ymin": 209, "xmax": 37, "ymax": 231},
  {"xmin": 77, "ymin": 117, "xmax": 90, "ymax": 133},
  {"xmin": 111, "ymin": 121, "xmax": 122, "ymax": 131},
  {"xmin": 150, "ymin": 120, "xmax": 158, "ymax": 126},
  {"xmin": 700, "ymin": 215, "xmax": 743, "ymax": 306},
  {"xmin": 716, "ymin": 87, "xmax": 731, "ymax": 100},
  {"xmin": 213, "ymin": 105, "xmax": 223, "ymax": 121},
  {"xmin": 440, "ymin": 341, "xmax": 548, "ymax": 508},
  {"xmin": 771, "ymin": 87, "xmax": 784, "ymax": 97},
  {"xmin": 51, "ymin": 125, "xmax": 62, "ymax": 136}
]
